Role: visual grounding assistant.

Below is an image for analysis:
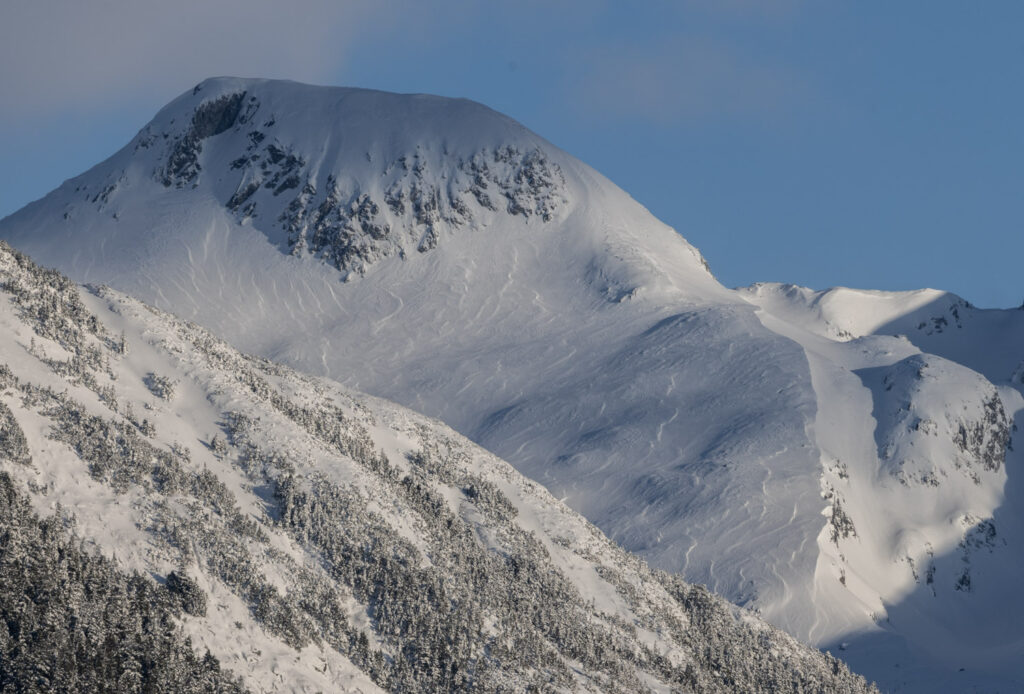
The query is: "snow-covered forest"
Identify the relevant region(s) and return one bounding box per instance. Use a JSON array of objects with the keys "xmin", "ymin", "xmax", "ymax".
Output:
[{"xmin": 0, "ymin": 241, "xmax": 876, "ymax": 691}]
